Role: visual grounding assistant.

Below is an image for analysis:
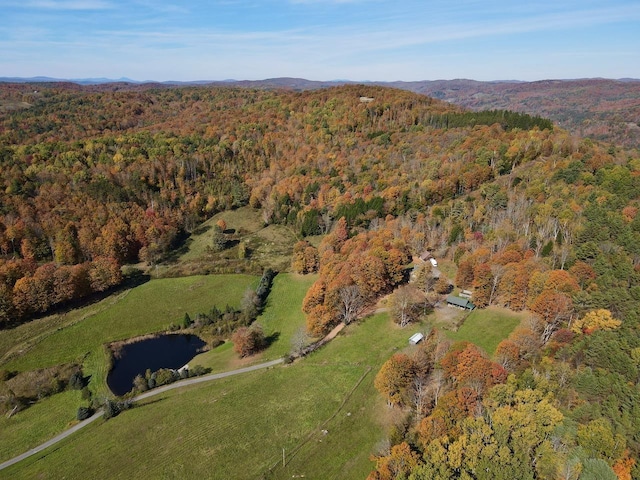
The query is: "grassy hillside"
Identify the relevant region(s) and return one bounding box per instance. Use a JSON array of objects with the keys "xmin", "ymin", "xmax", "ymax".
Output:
[
  {"xmin": 3, "ymin": 275, "xmax": 257, "ymax": 373},
  {"xmin": 185, "ymin": 273, "xmax": 316, "ymax": 372},
  {"xmin": 1, "ymin": 309, "xmax": 426, "ymax": 479},
  {"xmin": 0, "ymin": 274, "xmax": 257, "ymax": 463},
  {"xmin": 441, "ymin": 306, "xmax": 527, "ymax": 355},
  {"xmin": 0, "ymin": 390, "xmax": 82, "ymax": 463},
  {"xmin": 157, "ymin": 206, "xmax": 299, "ymax": 277}
]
